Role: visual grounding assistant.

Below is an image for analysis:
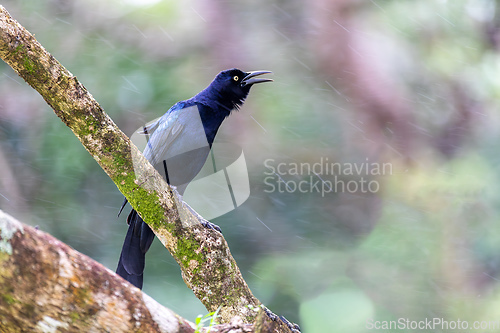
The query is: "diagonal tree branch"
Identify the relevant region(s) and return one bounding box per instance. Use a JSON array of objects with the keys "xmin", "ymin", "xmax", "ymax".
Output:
[{"xmin": 0, "ymin": 5, "xmax": 289, "ymax": 329}]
